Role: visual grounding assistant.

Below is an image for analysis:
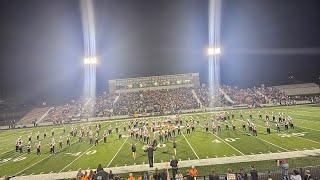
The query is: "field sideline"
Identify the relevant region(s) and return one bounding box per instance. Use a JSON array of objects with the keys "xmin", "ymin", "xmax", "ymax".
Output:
[{"xmin": 1, "ymin": 105, "xmax": 320, "ymax": 177}]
